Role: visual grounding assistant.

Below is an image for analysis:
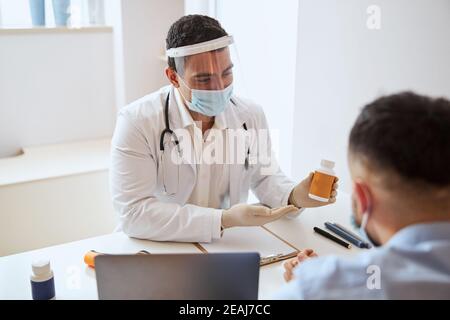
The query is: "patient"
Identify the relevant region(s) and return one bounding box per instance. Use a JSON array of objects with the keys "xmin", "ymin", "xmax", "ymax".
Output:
[{"xmin": 275, "ymin": 92, "xmax": 450, "ymax": 299}]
